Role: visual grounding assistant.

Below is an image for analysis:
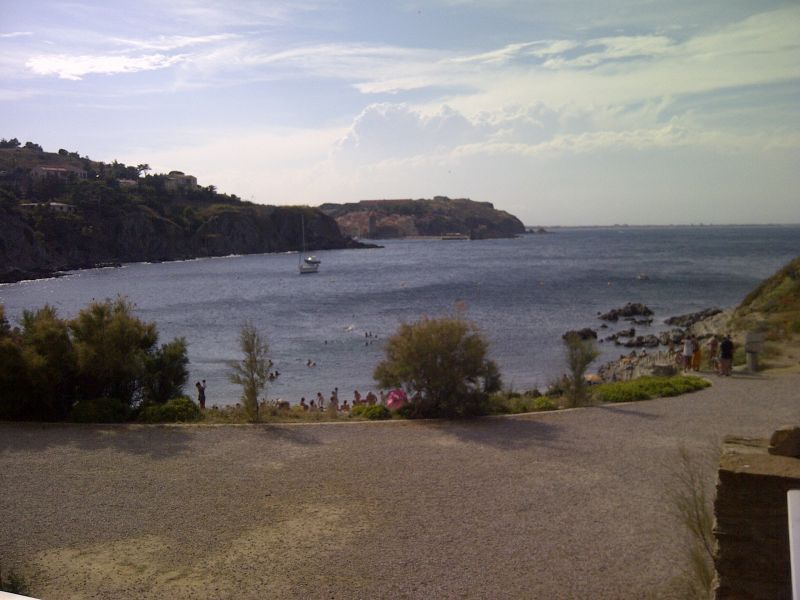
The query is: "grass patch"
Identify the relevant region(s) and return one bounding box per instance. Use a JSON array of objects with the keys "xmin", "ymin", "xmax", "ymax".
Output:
[
  {"xmin": 489, "ymin": 392, "xmax": 559, "ymax": 414},
  {"xmin": 591, "ymin": 376, "xmax": 710, "ymax": 404}
]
